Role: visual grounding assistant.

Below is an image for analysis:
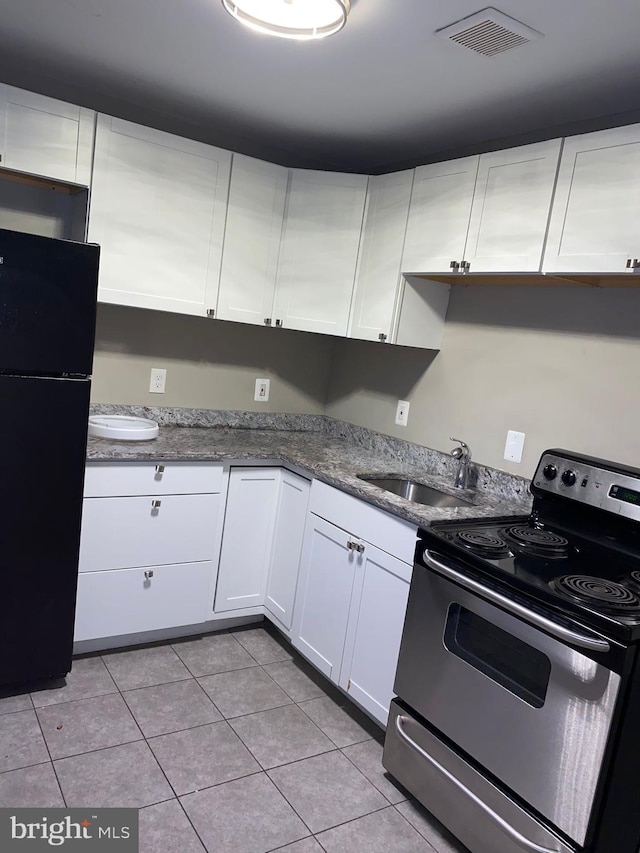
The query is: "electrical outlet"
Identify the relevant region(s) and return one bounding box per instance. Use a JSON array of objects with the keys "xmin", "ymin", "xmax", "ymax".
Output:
[
  {"xmin": 149, "ymin": 368, "xmax": 167, "ymax": 394},
  {"xmin": 504, "ymin": 429, "xmax": 525, "ymax": 463},
  {"xmin": 395, "ymin": 400, "xmax": 410, "ymax": 427},
  {"xmin": 254, "ymin": 378, "xmax": 270, "ymax": 402}
]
